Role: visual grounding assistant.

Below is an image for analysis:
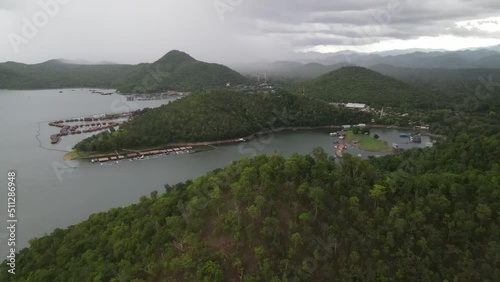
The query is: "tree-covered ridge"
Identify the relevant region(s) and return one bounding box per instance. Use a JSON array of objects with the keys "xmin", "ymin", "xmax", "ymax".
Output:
[
  {"xmin": 289, "ymin": 66, "xmax": 435, "ymax": 109},
  {"xmin": 115, "ymin": 50, "xmax": 249, "ymax": 93},
  {"xmin": 3, "ymin": 121, "xmax": 499, "ymax": 281},
  {"xmin": 74, "ymin": 90, "xmax": 371, "ymax": 152},
  {"xmin": 371, "ymin": 65, "xmax": 500, "ymax": 111},
  {"xmin": 0, "ymin": 60, "xmax": 132, "ymax": 90},
  {"xmin": 0, "ymin": 50, "xmax": 248, "ymax": 92}
]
